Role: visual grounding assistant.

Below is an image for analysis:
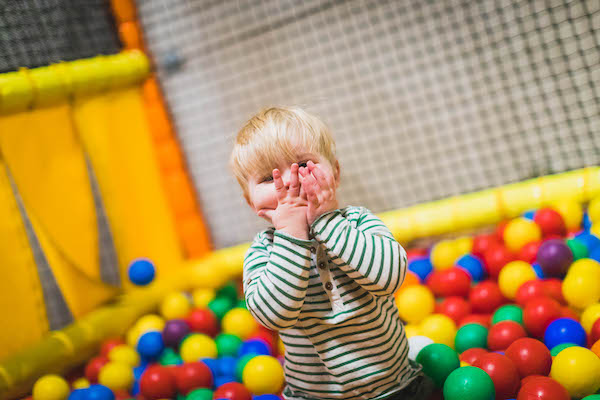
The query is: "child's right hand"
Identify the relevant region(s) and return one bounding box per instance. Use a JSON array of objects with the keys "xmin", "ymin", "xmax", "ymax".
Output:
[{"xmin": 257, "ymin": 163, "xmax": 310, "ymax": 240}]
